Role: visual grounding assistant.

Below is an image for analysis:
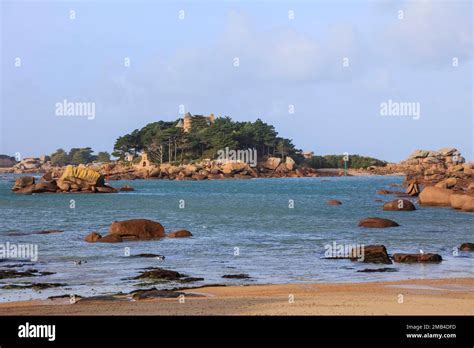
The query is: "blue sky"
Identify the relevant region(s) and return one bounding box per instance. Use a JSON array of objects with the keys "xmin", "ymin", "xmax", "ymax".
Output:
[{"xmin": 1, "ymin": 0, "xmax": 472, "ymax": 162}]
